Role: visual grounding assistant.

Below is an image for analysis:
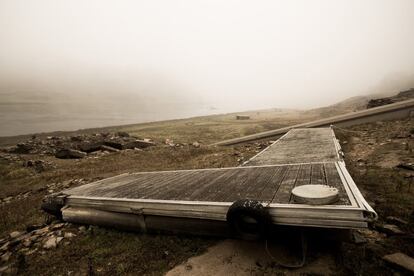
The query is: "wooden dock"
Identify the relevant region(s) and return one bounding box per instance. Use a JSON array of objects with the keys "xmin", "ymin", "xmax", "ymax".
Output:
[{"xmin": 45, "ymin": 128, "xmax": 377, "ymax": 235}]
